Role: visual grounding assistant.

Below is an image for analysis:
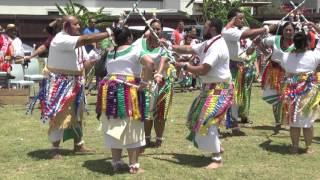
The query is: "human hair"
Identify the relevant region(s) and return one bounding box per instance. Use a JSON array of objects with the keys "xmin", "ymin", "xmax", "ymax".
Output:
[
  {"xmin": 112, "ymin": 27, "xmax": 132, "ymax": 58},
  {"xmin": 143, "ymin": 19, "xmax": 162, "ymax": 34},
  {"xmin": 227, "ymin": 8, "xmax": 242, "ymax": 20},
  {"xmin": 293, "ymin": 31, "xmax": 309, "ymax": 50},
  {"xmin": 277, "ymin": 21, "xmax": 295, "ymax": 36},
  {"xmin": 209, "ymin": 17, "xmax": 223, "ymax": 34}
]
